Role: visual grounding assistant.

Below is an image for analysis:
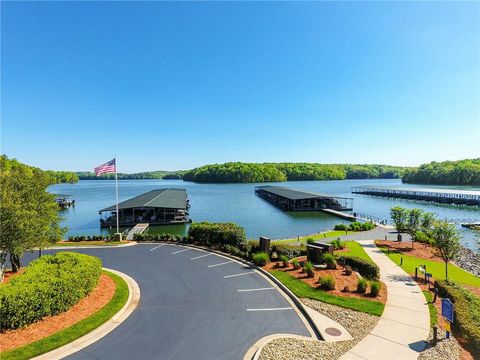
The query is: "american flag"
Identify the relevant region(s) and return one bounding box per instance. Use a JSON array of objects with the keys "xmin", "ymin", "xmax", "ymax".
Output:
[{"xmin": 94, "ymin": 158, "xmax": 116, "ymax": 176}]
